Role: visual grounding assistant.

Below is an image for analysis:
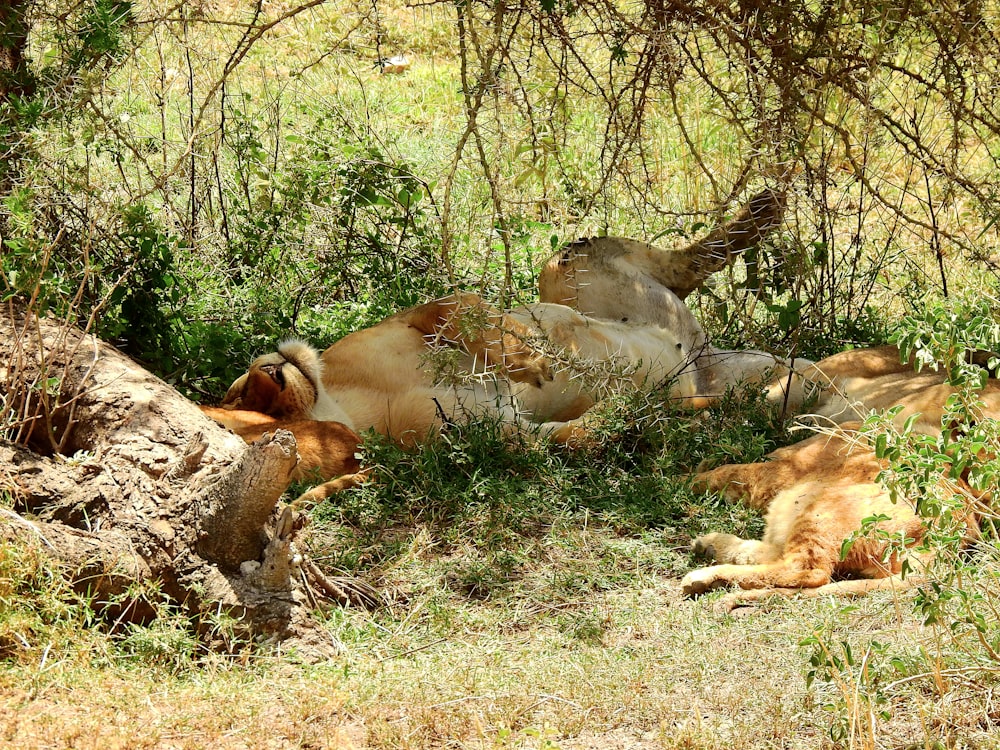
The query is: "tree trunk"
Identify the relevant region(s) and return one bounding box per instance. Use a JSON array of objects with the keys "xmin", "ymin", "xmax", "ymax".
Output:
[
  {"xmin": 0, "ymin": 0, "xmax": 36, "ymax": 236},
  {"xmin": 0, "ymin": 306, "xmax": 363, "ymax": 658},
  {"xmin": 0, "ymin": 0, "xmax": 35, "ymax": 104}
]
